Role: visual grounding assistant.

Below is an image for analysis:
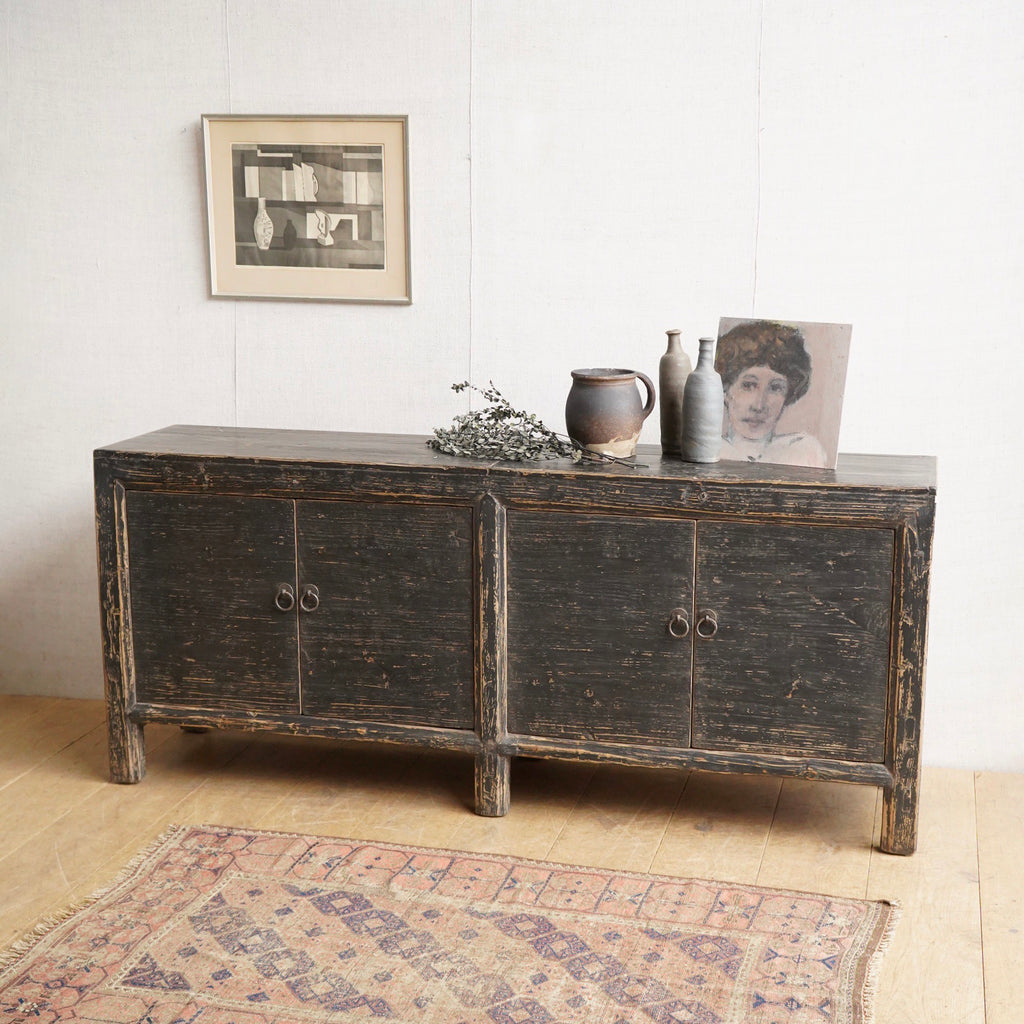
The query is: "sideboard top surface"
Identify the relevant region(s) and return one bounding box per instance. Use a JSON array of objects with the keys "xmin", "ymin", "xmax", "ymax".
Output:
[{"xmin": 97, "ymin": 424, "xmax": 936, "ymax": 493}]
